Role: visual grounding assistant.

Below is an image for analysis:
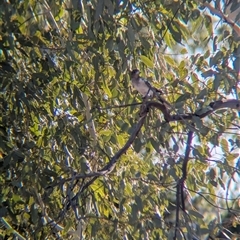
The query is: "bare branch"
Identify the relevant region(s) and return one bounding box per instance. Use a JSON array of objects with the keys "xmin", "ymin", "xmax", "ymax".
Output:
[
  {"xmin": 174, "ymin": 129, "xmax": 194, "ymax": 240},
  {"xmin": 147, "ymin": 99, "xmax": 240, "ymax": 122}
]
